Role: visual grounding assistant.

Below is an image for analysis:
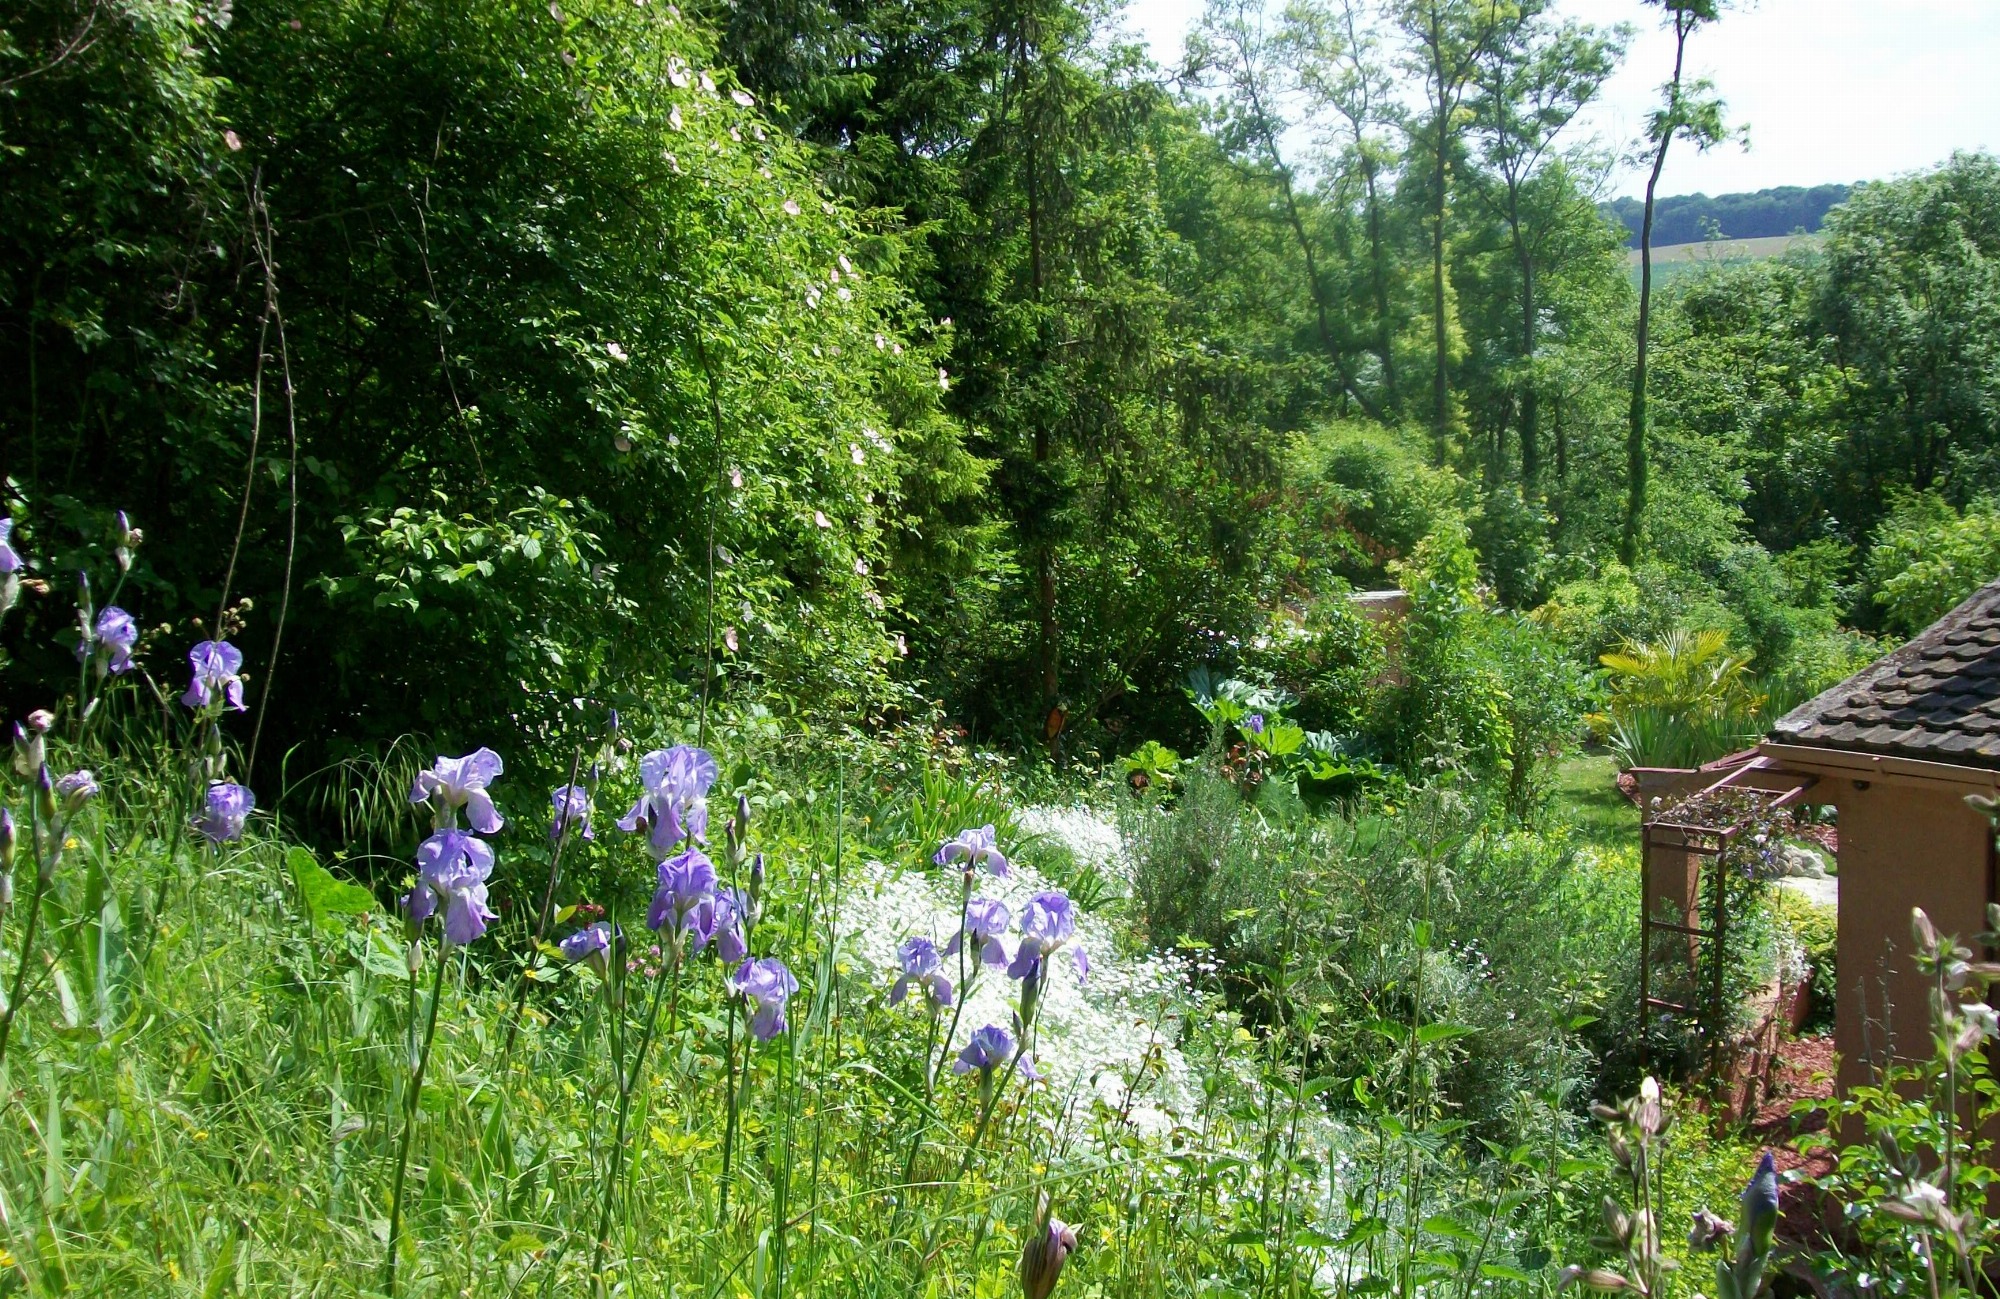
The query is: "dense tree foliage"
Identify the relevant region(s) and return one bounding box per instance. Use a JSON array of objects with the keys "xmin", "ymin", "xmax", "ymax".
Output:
[
  {"xmin": 3, "ymin": 0, "xmax": 1996, "ymax": 793},
  {"xmin": 1604, "ymin": 182, "xmax": 1851, "ymax": 246}
]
